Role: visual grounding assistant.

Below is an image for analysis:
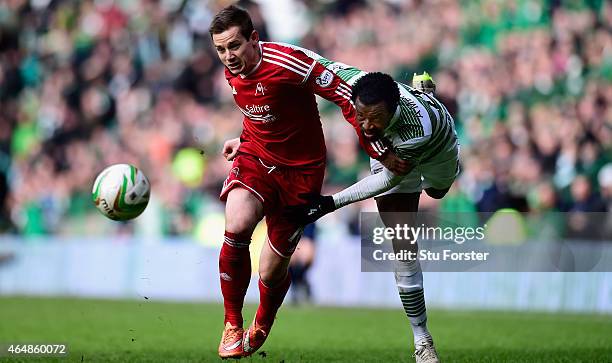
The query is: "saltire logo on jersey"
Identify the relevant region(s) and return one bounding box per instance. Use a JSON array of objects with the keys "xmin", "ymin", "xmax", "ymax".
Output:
[
  {"xmin": 315, "ymin": 70, "xmax": 334, "ymax": 87},
  {"xmin": 238, "ymin": 105, "xmax": 277, "ymax": 124},
  {"xmin": 262, "ymin": 45, "xmax": 315, "ymax": 83}
]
